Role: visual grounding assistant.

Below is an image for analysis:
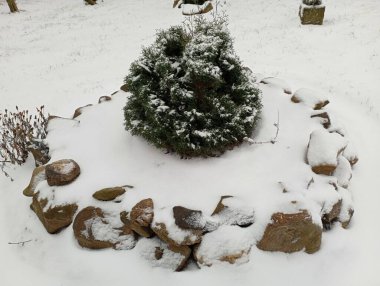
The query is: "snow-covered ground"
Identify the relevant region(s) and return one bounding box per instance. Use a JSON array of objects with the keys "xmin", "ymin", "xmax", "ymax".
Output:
[{"xmin": 1, "ymin": 0, "xmax": 379, "ymax": 285}]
